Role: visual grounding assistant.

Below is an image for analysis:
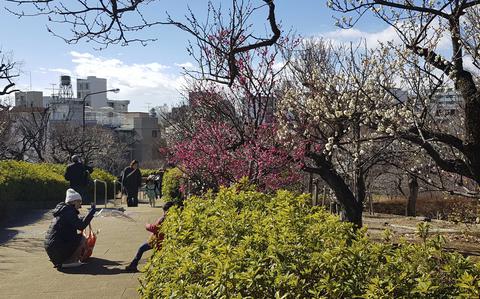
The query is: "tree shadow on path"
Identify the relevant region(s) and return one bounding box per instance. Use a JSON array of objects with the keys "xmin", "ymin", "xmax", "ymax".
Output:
[
  {"xmin": 59, "ymin": 257, "xmax": 126, "ymax": 275},
  {"xmin": 0, "ymin": 209, "xmax": 51, "ymax": 245}
]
